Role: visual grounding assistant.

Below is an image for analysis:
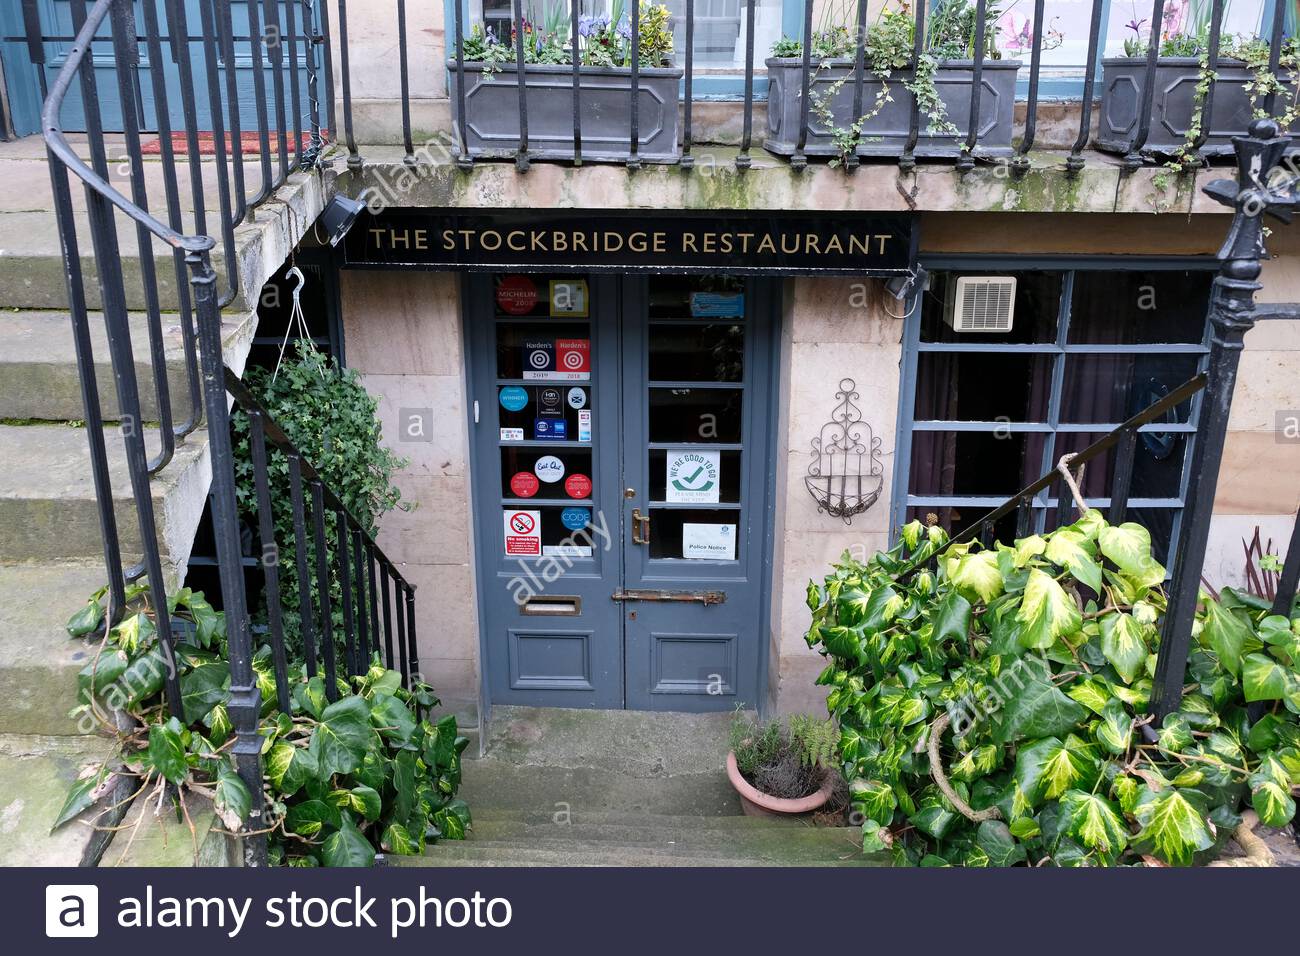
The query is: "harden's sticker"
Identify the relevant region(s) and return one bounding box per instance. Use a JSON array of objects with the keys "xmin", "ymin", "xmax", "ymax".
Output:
[
  {"xmin": 497, "ymin": 275, "xmax": 537, "ymax": 314},
  {"xmin": 499, "ymin": 386, "xmax": 529, "ymax": 412},
  {"xmin": 503, "ymin": 509, "xmax": 541, "ymax": 555},
  {"xmin": 564, "ymin": 473, "xmax": 591, "ymax": 499},
  {"xmin": 560, "ymin": 507, "xmax": 591, "ymax": 532},
  {"xmin": 534, "ymin": 455, "xmax": 565, "ymax": 483},
  {"xmin": 509, "ymin": 472, "xmax": 540, "ymax": 498}
]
